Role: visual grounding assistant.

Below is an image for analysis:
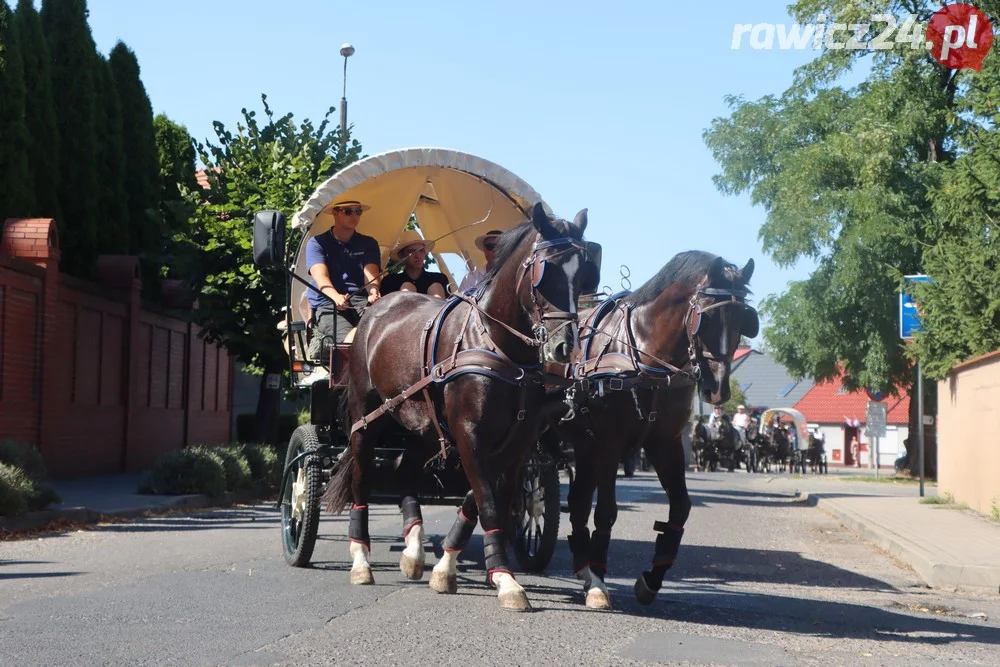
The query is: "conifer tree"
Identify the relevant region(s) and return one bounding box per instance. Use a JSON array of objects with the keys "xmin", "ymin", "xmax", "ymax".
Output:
[
  {"xmin": 13, "ymin": 0, "xmax": 60, "ymax": 220},
  {"xmin": 110, "ymin": 41, "xmax": 159, "ymax": 256},
  {"xmin": 93, "ymin": 53, "xmax": 129, "ymax": 254},
  {"xmin": 0, "ymin": 0, "xmax": 34, "ymax": 219},
  {"xmin": 41, "ymin": 0, "xmax": 100, "ymax": 275}
]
